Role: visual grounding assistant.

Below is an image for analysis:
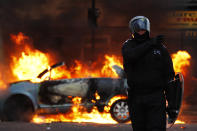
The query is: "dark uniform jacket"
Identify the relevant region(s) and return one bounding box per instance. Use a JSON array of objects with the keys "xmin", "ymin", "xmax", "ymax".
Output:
[{"xmin": 122, "ymin": 38, "xmax": 175, "ymax": 92}]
